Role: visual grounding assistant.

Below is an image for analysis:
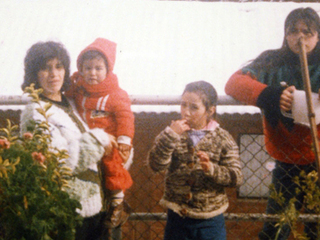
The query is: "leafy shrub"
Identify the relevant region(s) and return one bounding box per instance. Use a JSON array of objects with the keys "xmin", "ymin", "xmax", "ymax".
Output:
[
  {"xmin": 270, "ymin": 170, "xmax": 320, "ymax": 240},
  {"xmin": 0, "ymin": 85, "xmax": 82, "ymax": 240}
]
